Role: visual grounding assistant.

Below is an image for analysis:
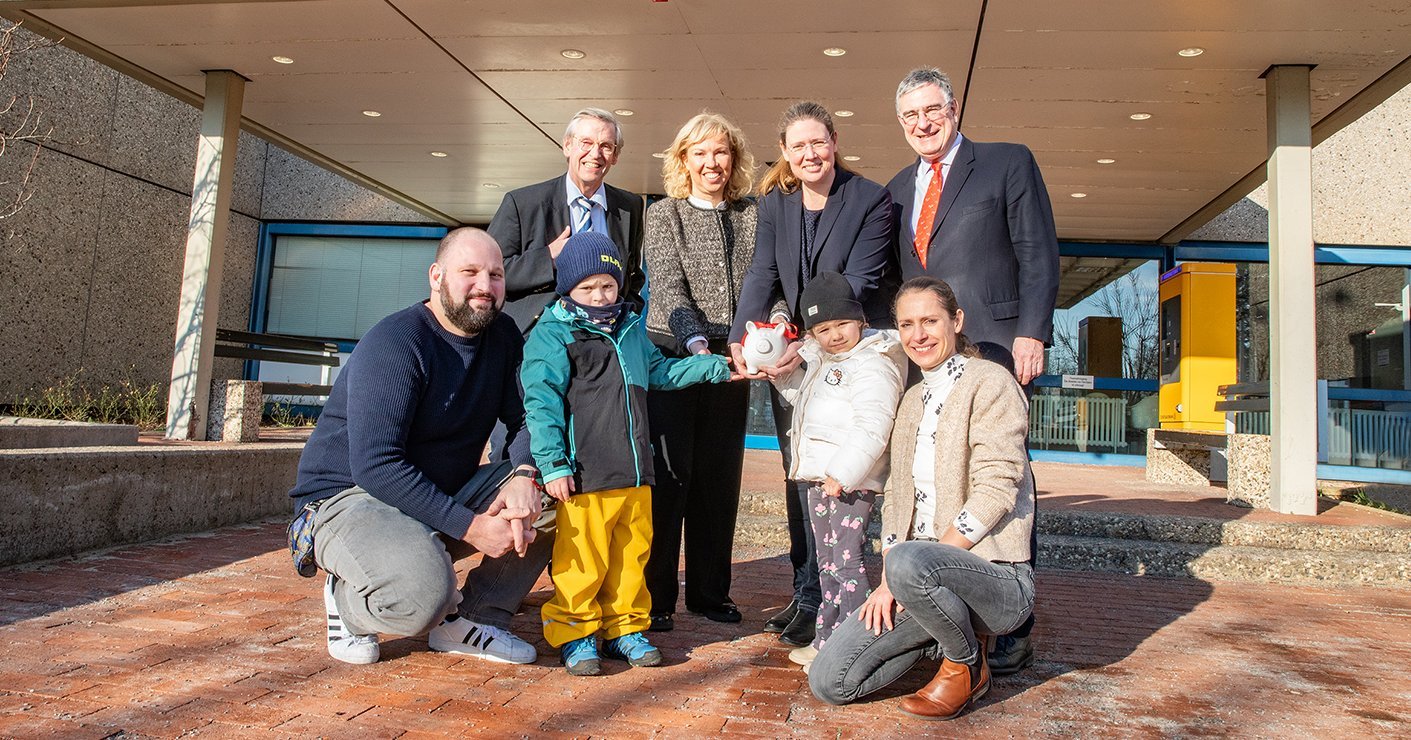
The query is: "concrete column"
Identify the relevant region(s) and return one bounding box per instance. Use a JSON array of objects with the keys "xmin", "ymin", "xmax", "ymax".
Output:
[
  {"xmin": 1263, "ymin": 65, "xmax": 1317, "ymax": 515},
  {"xmin": 165, "ymin": 70, "xmax": 246, "ymax": 440}
]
